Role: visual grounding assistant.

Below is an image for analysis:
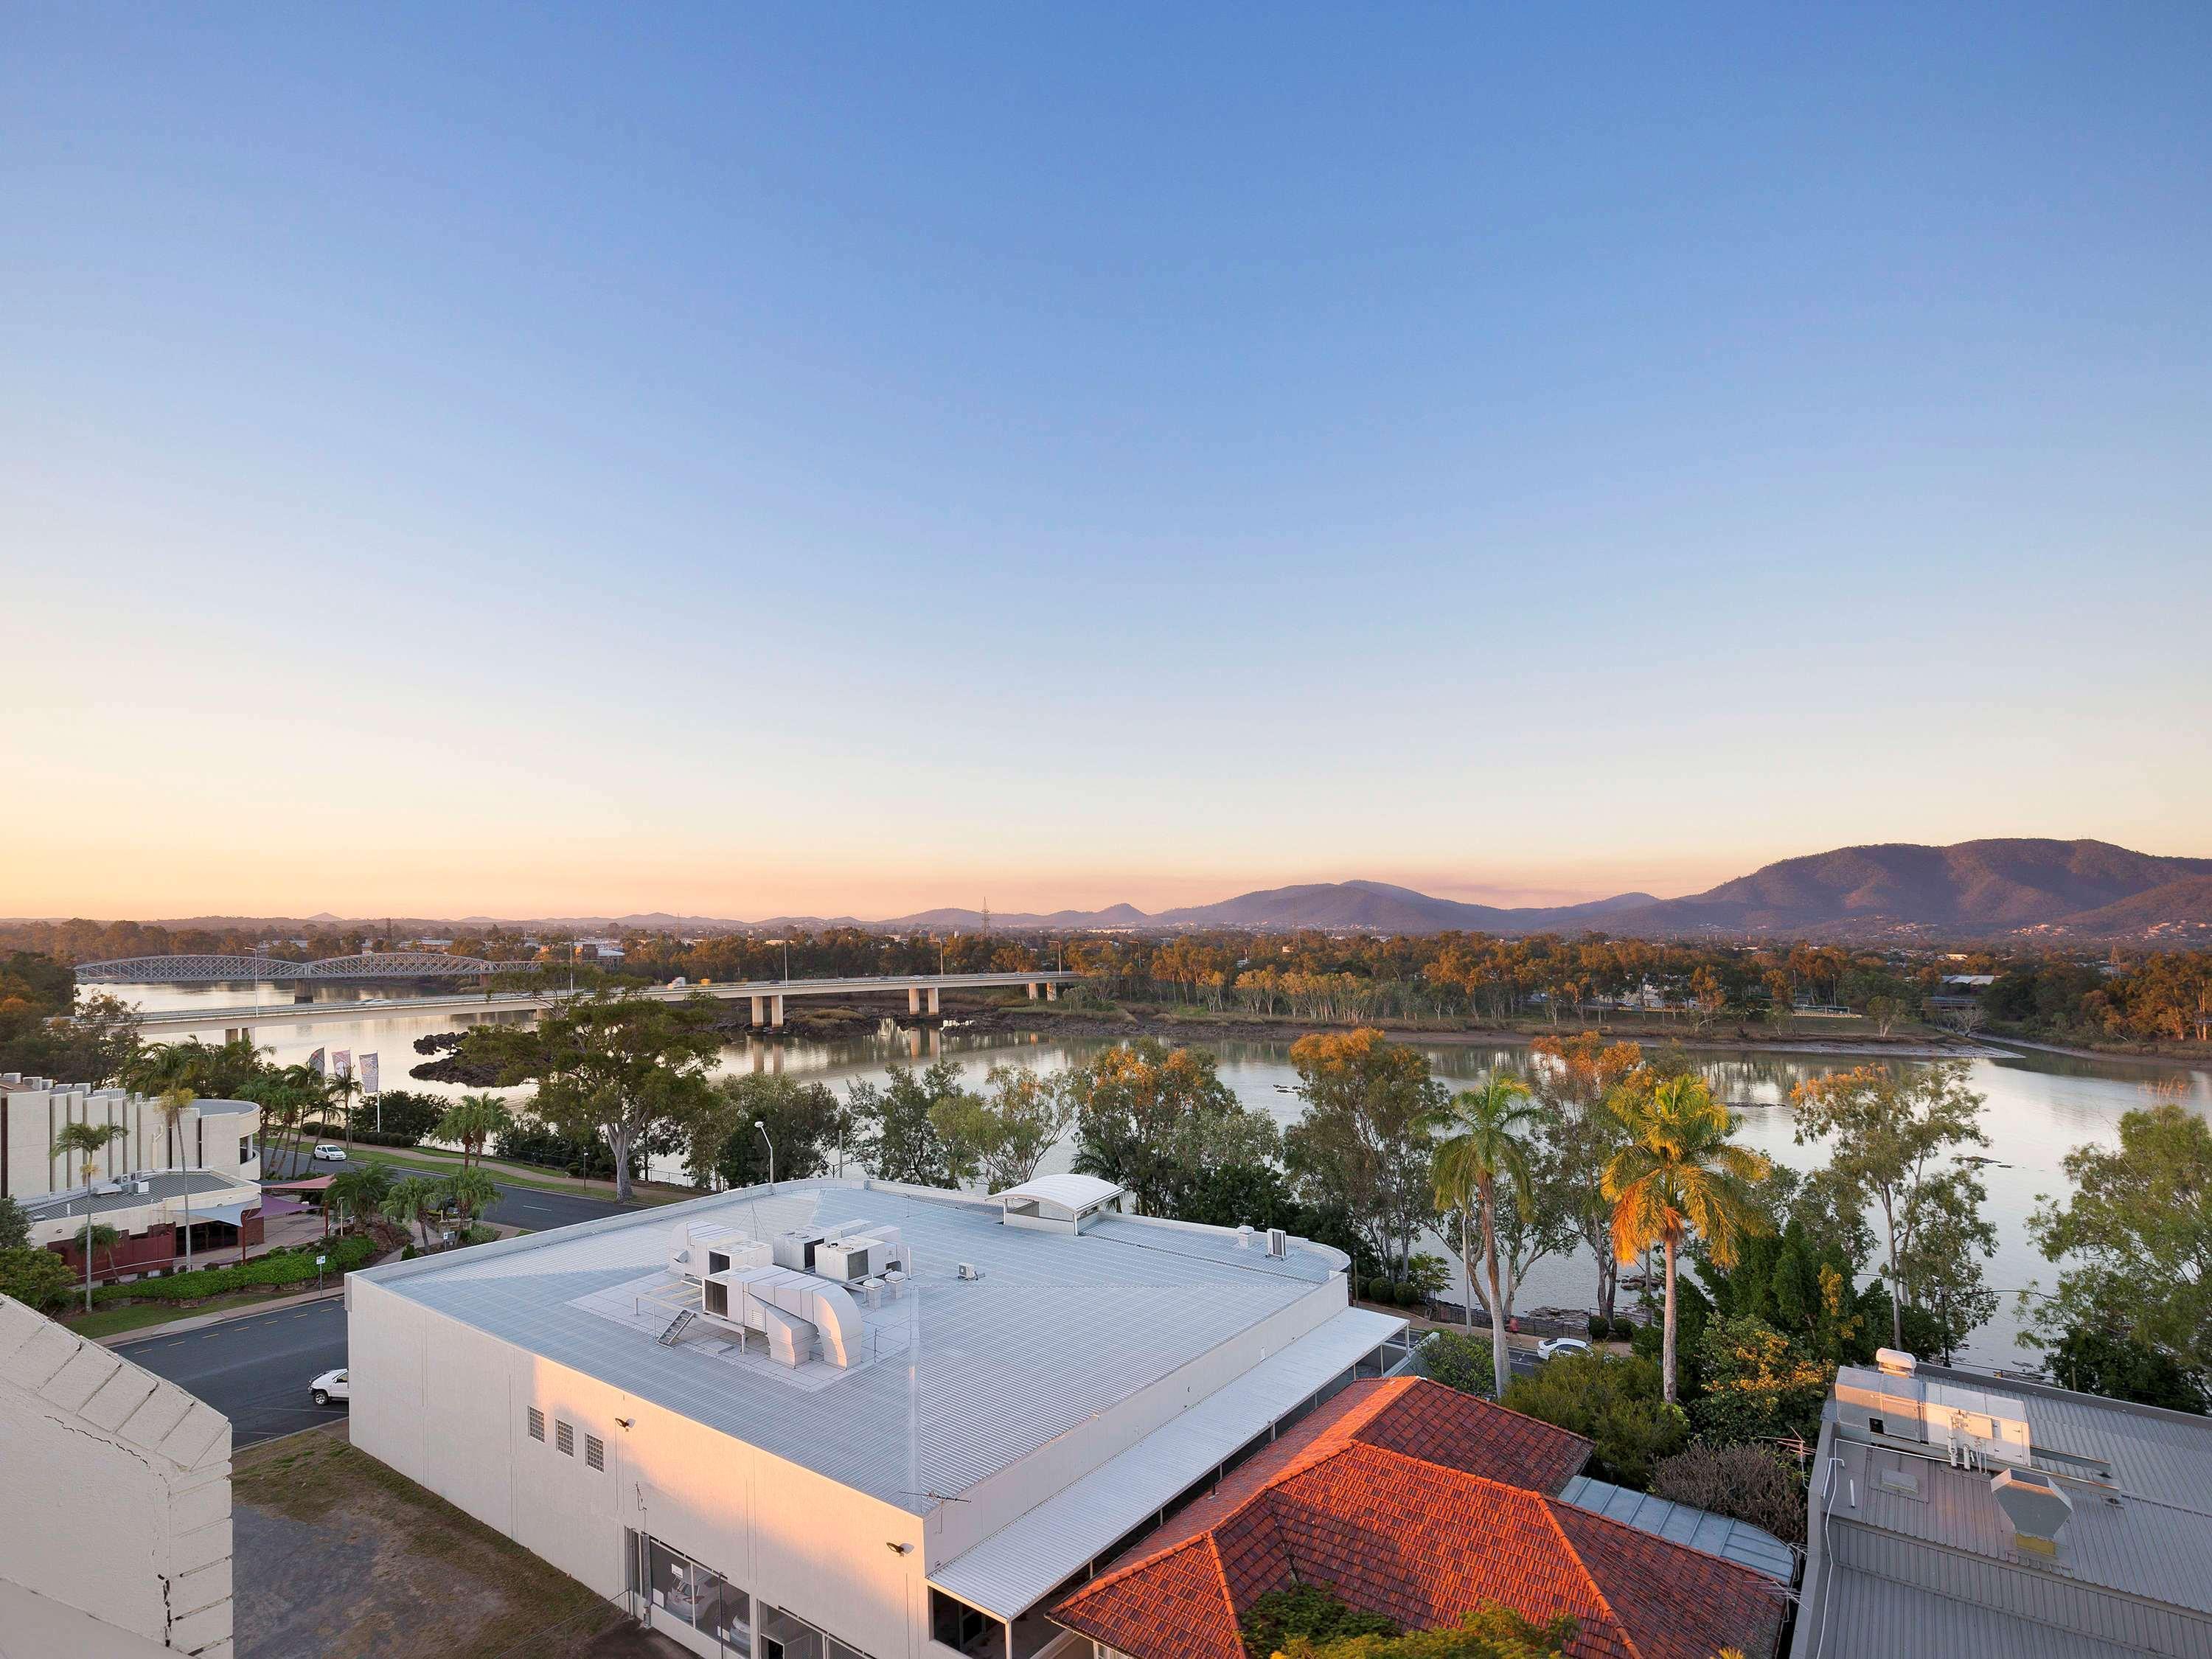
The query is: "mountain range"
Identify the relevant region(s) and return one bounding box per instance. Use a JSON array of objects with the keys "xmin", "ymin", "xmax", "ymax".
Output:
[{"xmin": 39, "ymin": 839, "xmax": 2211, "ymax": 945}]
